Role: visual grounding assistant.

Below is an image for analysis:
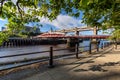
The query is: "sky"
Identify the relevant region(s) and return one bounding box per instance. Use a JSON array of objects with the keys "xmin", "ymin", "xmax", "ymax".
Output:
[
  {"xmin": 0, "ymin": 0, "xmax": 85, "ymax": 33},
  {"xmin": 0, "ymin": 0, "xmax": 109, "ymax": 35},
  {"xmin": 0, "ymin": 14, "xmax": 110, "ymax": 35},
  {"xmin": 0, "ymin": 18, "xmax": 8, "ymax": 31},
  {"xmin": 0, "ymin": 13, "xmax": 86, "ymax": 32}
]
